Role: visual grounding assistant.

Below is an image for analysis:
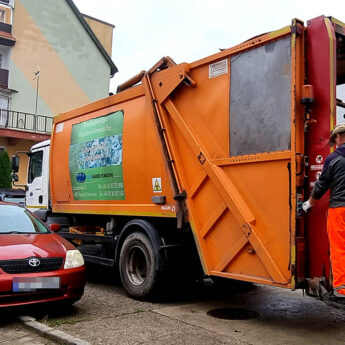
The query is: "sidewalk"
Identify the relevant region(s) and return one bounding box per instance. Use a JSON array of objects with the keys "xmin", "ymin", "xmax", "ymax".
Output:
[
  {"xmin": 0, "ymin": 306, "xmax": 90, "ymax": 345},
  {"xmin": 1, "ymin": 322, "xmax": 55, "ymax": 345}
]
